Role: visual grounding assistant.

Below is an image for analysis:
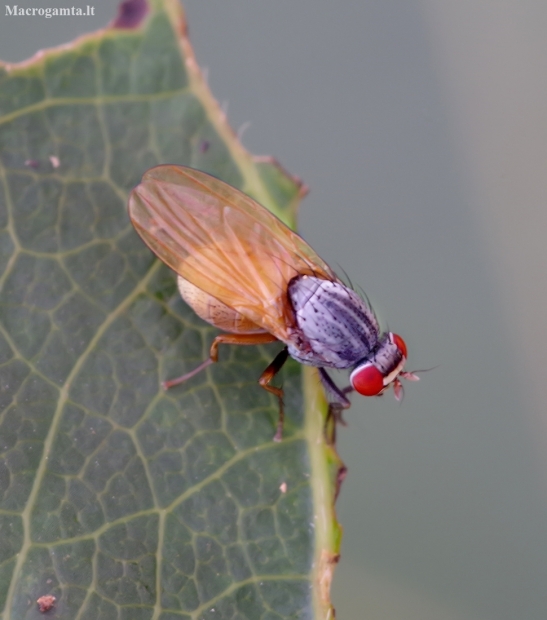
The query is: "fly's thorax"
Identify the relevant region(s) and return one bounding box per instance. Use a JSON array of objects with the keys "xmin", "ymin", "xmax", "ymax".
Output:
[
  {"xmin": 177, "ymin": 276, "xmax": 265, "ymax": 334},
  {"xmin": 286, "ymin": 275, "xmax": 381, "ymax": 369}
]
